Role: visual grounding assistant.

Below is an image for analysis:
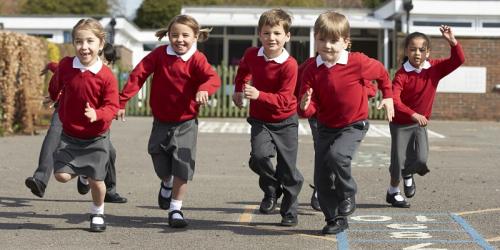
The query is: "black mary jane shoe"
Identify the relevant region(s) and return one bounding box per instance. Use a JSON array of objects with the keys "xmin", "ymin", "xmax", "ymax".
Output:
[
  {"xmin": 280, "ymin": 214, "xmax": 298, "ymax": 227},
  {"xmin": 77, "ymin": 176, "xmax": 90, "ymax": 195},
  {"xmin": 338, "ymin": 196, "xmax": 356, "ymax": 216},
  {"xmin": 403, "ymin": 175, "xmax": 416, "ymax": 198},
  {"xmin": 89, "ymin": 214, "xmax": 106, "ymax": 232},
  {"xmin": 158, "ymin": 182, "xmax": 172, "ymax": 210},
  {"xmin": 386, "ymin": 191, "xmax": 410, "ymax": 208},
  {"xmin": 168, "ymin": 210, "xmax": 188, "ymax": 228}
]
